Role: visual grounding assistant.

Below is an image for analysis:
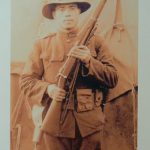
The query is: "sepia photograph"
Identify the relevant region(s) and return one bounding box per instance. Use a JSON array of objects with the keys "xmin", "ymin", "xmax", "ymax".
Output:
[{"xmin": 10, "ymin": 0, "xmax": 138, "ymax": 150}]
